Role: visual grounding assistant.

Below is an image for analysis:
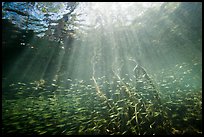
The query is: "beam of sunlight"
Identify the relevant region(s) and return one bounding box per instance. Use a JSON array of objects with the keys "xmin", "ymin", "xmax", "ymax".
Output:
[
  {"xmin": 4, "ymin": 35, "xmax": 36, "ymax": 85},
  {"xmin": 2, "ymin": 2, "xmax": 202, "ymax": 135}
]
